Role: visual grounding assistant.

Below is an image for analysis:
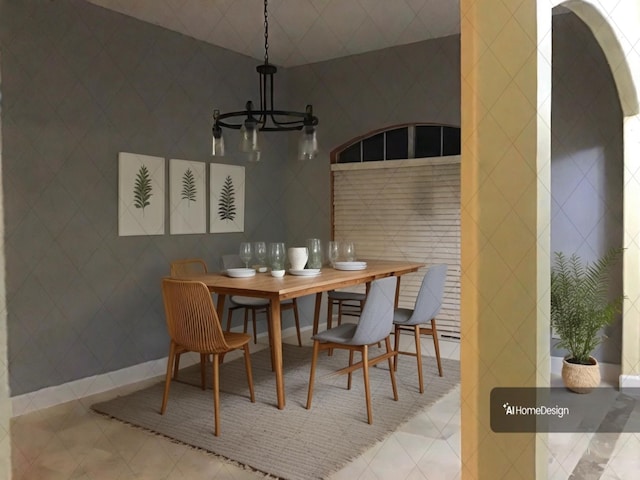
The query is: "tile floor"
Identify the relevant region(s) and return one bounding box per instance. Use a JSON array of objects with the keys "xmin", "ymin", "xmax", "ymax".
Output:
[{"xmin": 10, "ymin": 331, "xmax": 640, "ymax": 479}]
